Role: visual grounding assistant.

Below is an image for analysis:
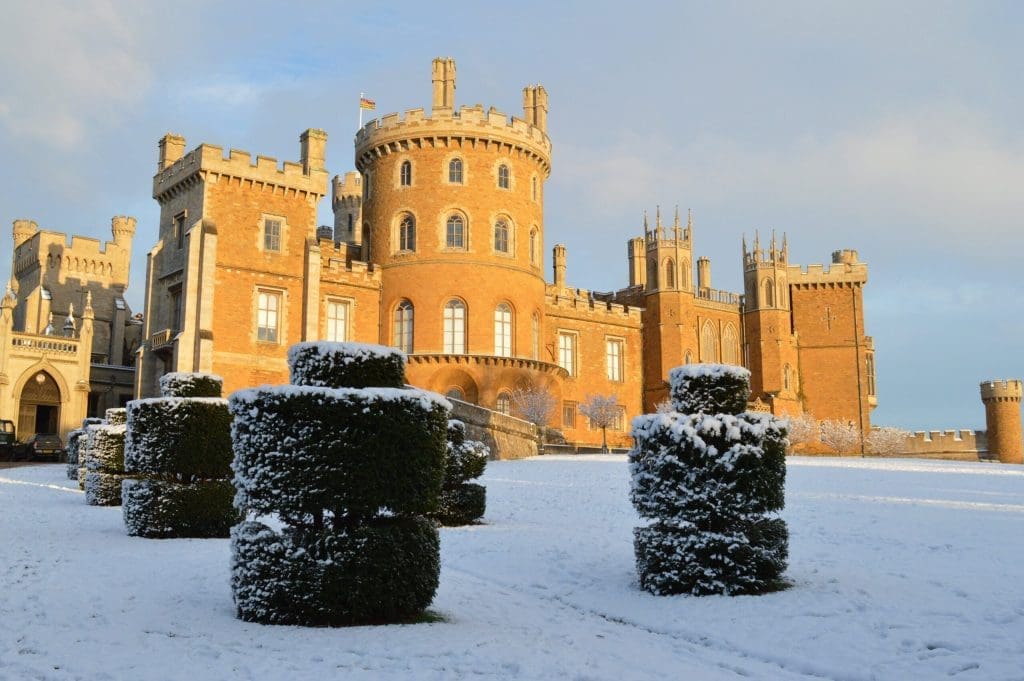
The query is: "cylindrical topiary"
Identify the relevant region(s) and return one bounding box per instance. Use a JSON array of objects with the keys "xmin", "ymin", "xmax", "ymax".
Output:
[
  {"xmin": 230, "ymin": 341, "xmax": 449, "ymax": 626},
  {"xmin": 84, "ymin": 412, "xmax": 129, "ymax": 506},
  {"xmin": 429, "ymin": 420, "xmax": 488, "ymax": 526},
  {"xmin": 75, "ymin": 417, "xmax": 106, "ymax": 486},
  {"xmin": 122, "ymin": 372, "xmax": 238, "ymax": 538},
  {"xmin": 630, "ymin": 364, "xmax": 789, "ymax": 596}
]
